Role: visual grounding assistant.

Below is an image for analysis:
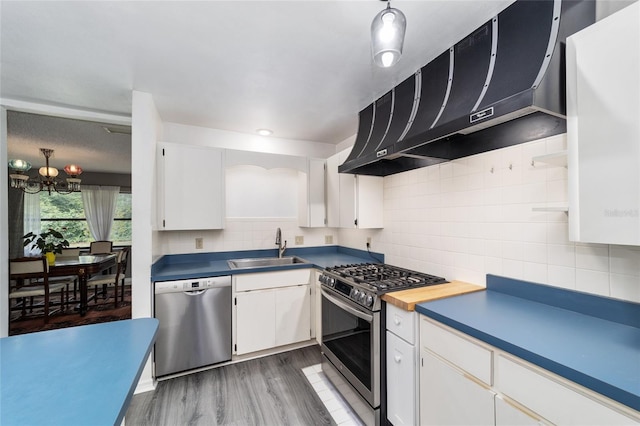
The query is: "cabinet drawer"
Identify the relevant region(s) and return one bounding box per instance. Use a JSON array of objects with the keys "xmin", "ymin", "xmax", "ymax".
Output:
[
  {"xmin": 386, "ymin": 303, "xmax": 416, "ymax": 344},
  {"xmin": 420, "ymin": 317, "xmax": 492, "ymax": 385},
  {"xmin": 235, "ymin": 269, "xmax": 311, "ymax": 292},
  {"xmin": 495, "ymin": 354, "xmax": 639, "ymax": 425}
]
